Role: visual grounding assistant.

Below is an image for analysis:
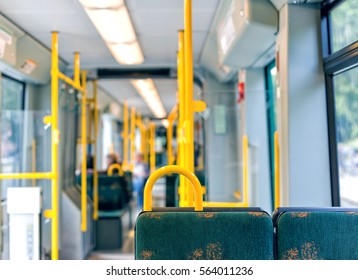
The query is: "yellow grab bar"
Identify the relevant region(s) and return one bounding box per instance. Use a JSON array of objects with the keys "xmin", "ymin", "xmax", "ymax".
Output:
[
  {"xmin": 203, "ymin": 202, "xmax": 247, "ymax": 207},
  {"xmin": 149, "ymin": 122, "xmax": 156, "ymax": 174},
  {"xmin": 50, "ymin": 31, "xmax": 60, "ymax": 260},
  {"xmin": 274, "ymin": 131, "xmax": 280, "ymax": 208},
  {"xmin": 107, "ymin": 163, "xmax": 124, "ymax": 176},
  {"xmin": 123, "ymin": 101, "xmax": 129, "ymax": 169},
  {"xmin": 0, "ymin": 172, "xmax": 54, "ymax": 180},
  {"xmin": 32, "ymin": 139, "xmax": 36, "ymax": 186},
  {"xmin": 242, "ymin": 135, "xmax": 249, "ymax": 207},
  {"xmin": 80, "ymin": 69, "xmax": 87, "ymax": 233},
  {"xmin": 144, "ymin": 165, "xmax": 203, "ymax": 212}
]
